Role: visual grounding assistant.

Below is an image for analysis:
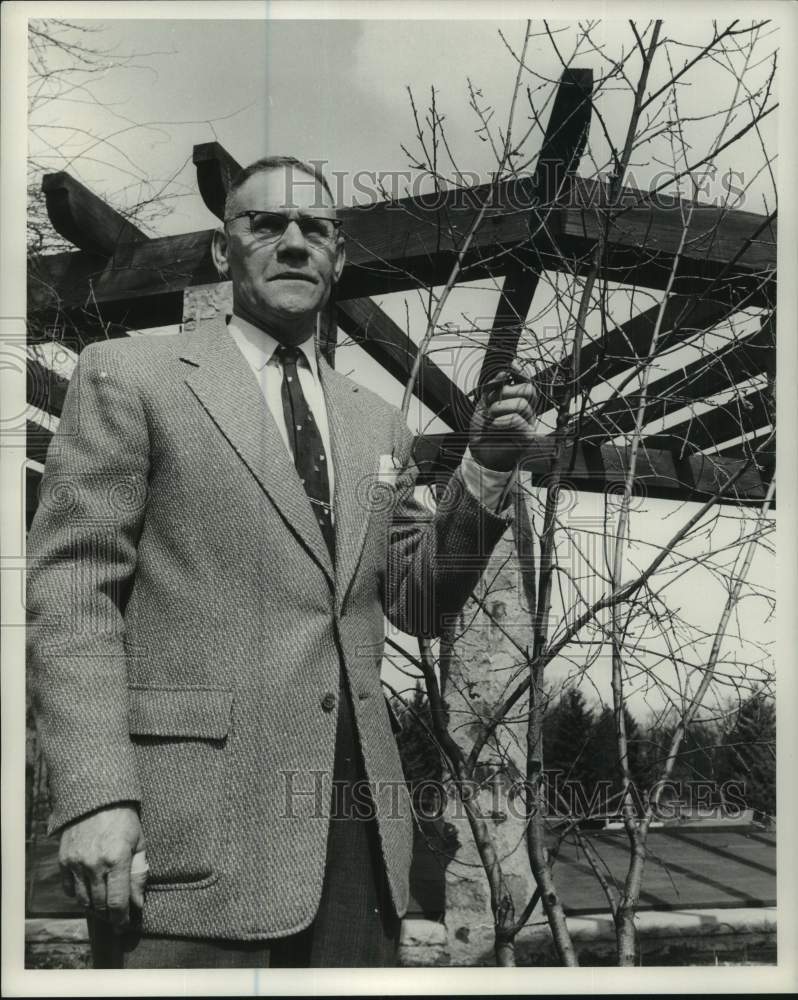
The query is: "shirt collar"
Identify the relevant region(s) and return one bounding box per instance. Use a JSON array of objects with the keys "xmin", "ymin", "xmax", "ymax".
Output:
[{"xmin": 227, "ymin": 313, "xmax": 320, "ymax": 379}]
